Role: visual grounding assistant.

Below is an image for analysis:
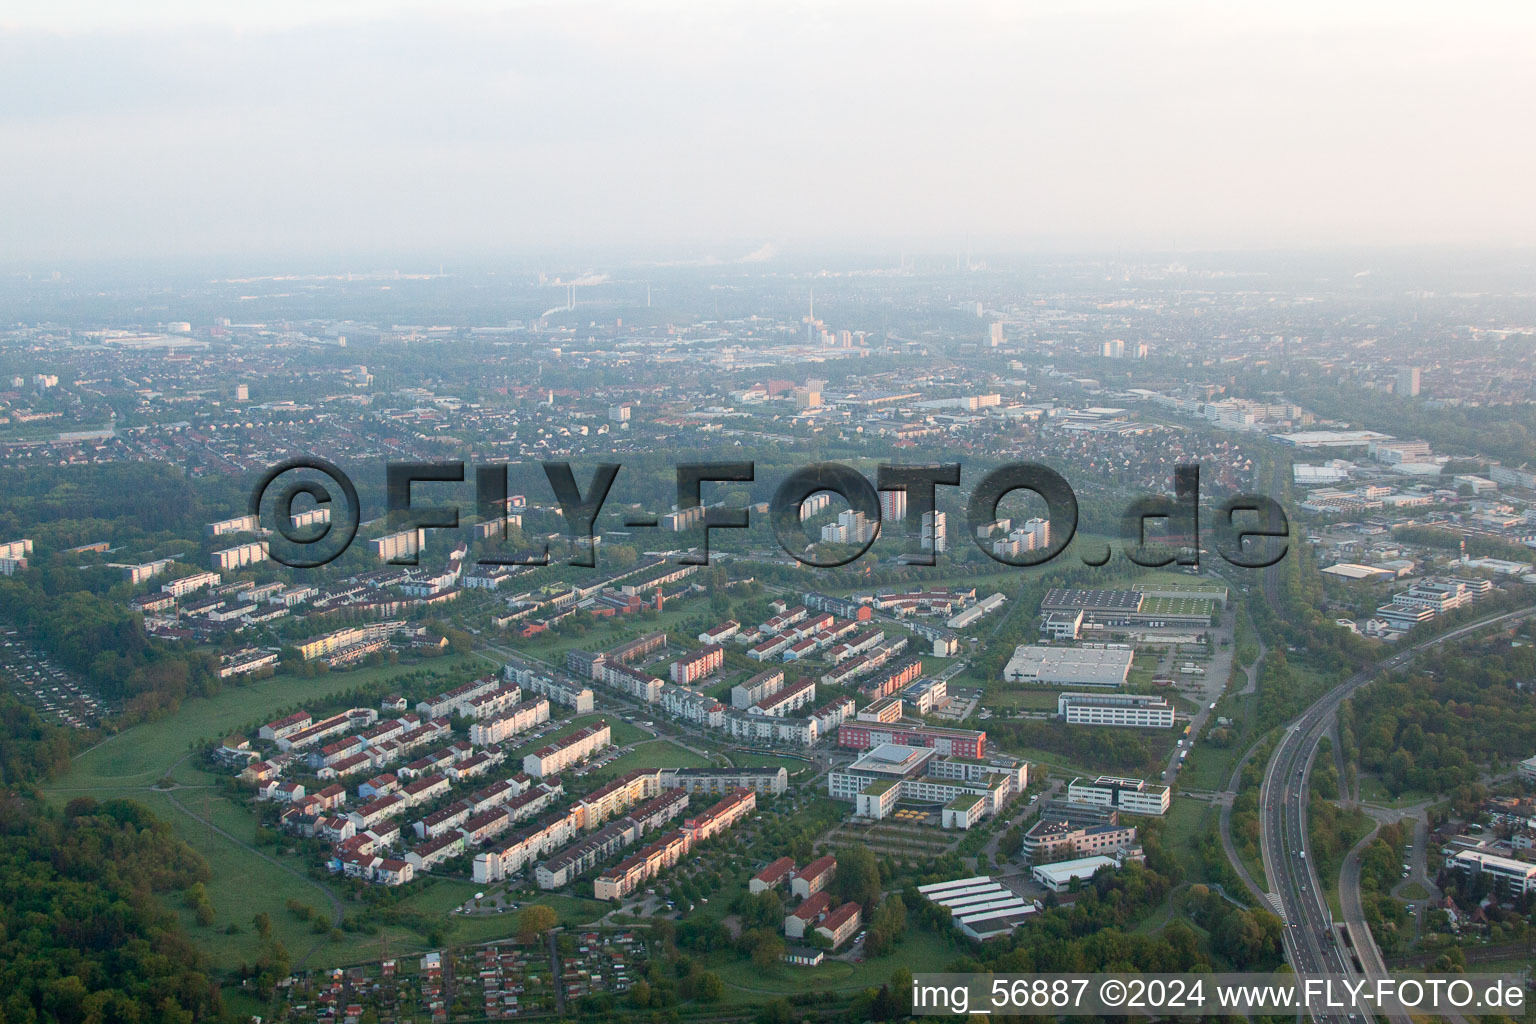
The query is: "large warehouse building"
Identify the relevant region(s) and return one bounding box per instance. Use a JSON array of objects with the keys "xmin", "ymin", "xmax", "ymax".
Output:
[
  {"xmin": 1038, "ymin": 587, "xmax": 1217, "ymax": 631},
  {"xmin": 1003, "ymin": 644, "xmax": 1134, "ymax": 687}
]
